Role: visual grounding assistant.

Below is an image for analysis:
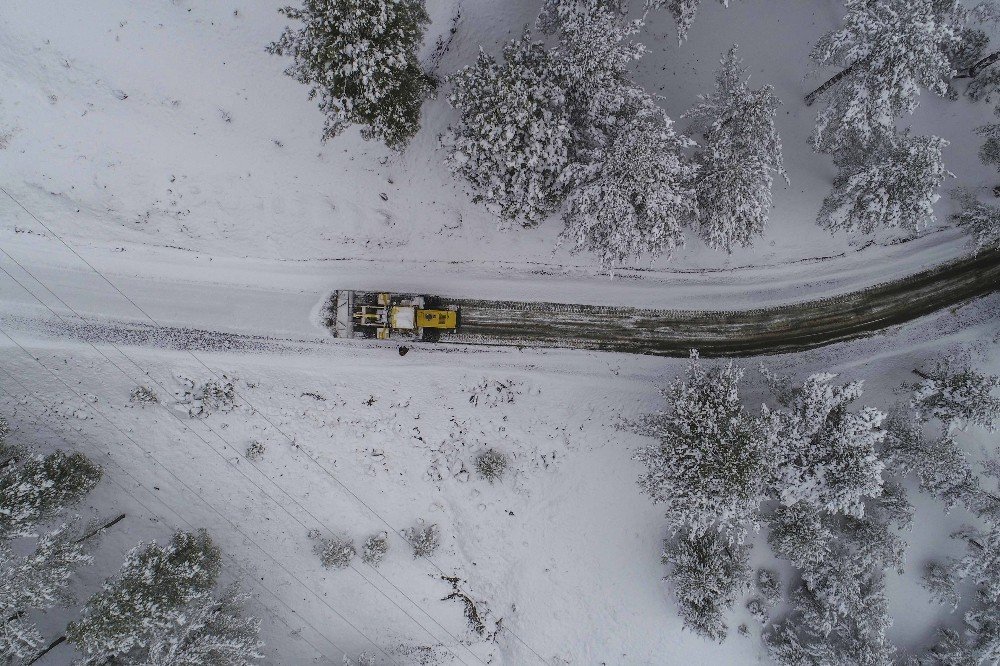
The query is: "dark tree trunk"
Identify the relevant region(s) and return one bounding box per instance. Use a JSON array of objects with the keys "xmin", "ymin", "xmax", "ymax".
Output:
[
  {"xmin": 27, "ymin": 635, "xmax": 65, "ymax": 665},
  {"xmin": 805, "ymin": 61, "xmax": 860, "ymax": 106},
  {"xmin": 75, "ymin": 513, "xmax": 126, "ymax": 544},
  {"xmin": 956, "ymin": 50, "xmax": 1000, "ymax": 79},
  {"xmin": 912, "ymin": 369, "xmax": 930, "ymax": 380}
]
